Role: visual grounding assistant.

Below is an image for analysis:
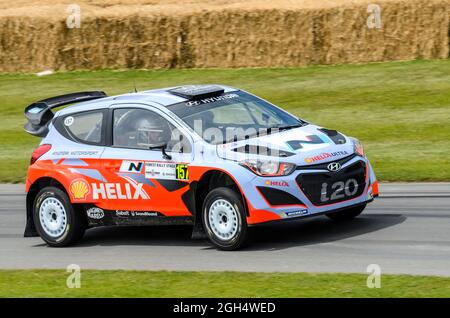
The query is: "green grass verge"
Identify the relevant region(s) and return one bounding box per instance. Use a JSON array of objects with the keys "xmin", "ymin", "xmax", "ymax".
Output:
[
  {"xmin": 0, "ymin": 269, "xmax": 449, "ymax": 297},
  {"xmin": 1, "ymin": 59, "xmax": 450, "ymax": 182}
]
